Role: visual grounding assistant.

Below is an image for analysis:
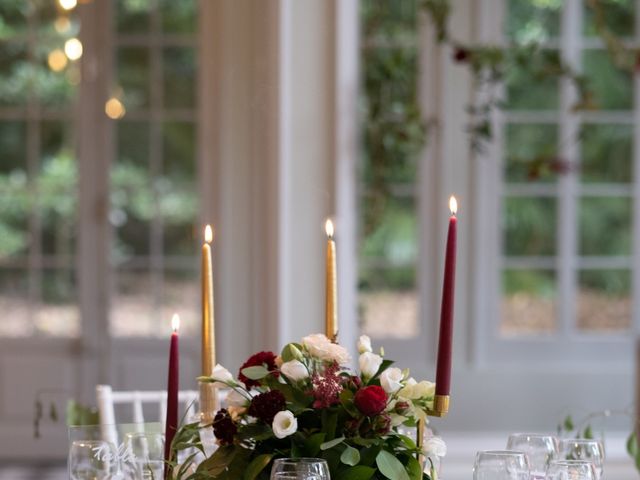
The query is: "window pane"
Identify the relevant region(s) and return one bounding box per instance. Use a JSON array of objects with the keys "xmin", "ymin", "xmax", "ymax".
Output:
[
  {"xmin": 359, "ymin": 266, "xmax": 417, "ymax": 339},
  {"xmin": 118, "ymin": 47, "xmax": 150, "ymax": 110},
  {"xmin": 579, "ymin": 197, "xmax": 631, "ymax": 255},
  {"xmin": 581, "ymin": 124, "xmax": 631, "ymax": 184},
  {"xmin": 362, "ymin": 0, "xmax": 418, "ymax": 43},
  {"xmin": 501, "ymin": 269, "xmax": 556, "ymax": 335},
  {"xmin": 112, "ymin": 269, "xmax": 155, "ymax": 337},
  {"xmin": 504, "ymin": 197, "xmax": 556, "ymax": 256},
  {"xmin": 0, "ymin": 120, "xmax": 26, "ymax": 174},
  {"xmin": 116, "ymin": 0, "xmax": 151, "ymax": 34},
  {"xmin": 163, "ymin": 121, "xmax": 195, "ymax": 178},
  {"xmin": 163, "ymin": 47, "xmax": 196, "ymax": 109},
  {"xmin": 505, "ymin": 50, "xmax": 560, "ymax": 110},
  {"xmin": 0, "ymin": 268, "xmax": 30, "ymax": 336},
  {"xmin": 505, "ymin": 123, "xmax": 559, "ymax": 183},
  {"xmin": 160, "ymin": 0, "xmax": 197, "ymax": 34},
  {"xmin": 577, "ymin": 269, "xmax": 630, "ymax": 332},
  {"xmin": 360, "ymin": 196, "xmax": 417, "ymax": 264},
  {"xmin": 0, "ymin": 193, "xmax": 29, "ymax": 258},
  {"xmin": 0, "ymin": 41, "xmax": 28, "ymax": 106},
  {"xmin": 37, "ymin": 268, "xmax": 79, "ymax": 337},
  {"xmin": 506, "ymin": 0, "xmax": 561, "ymax": 42},
  {"xmin": 583, "ymin": 0, "xmax": 634, "ymax": 37},
  {"xmin": 161, "ymin": 268, "xmax": 198, "ymax": 335},
  {"xmin": 583, "ymin": 50, "xmax": 633, "ymax": 110}
]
